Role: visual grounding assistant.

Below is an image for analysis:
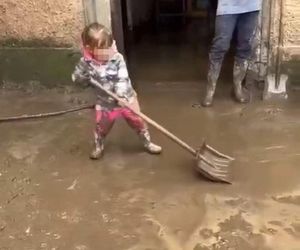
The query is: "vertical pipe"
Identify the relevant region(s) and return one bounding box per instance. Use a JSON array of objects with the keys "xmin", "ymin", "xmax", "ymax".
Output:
[
  {"xmin": 266, "ymin": 0, "xmax": 274, "ymax": 78},
  {"xmin": 258, "ymin": 1, "xmax": 264, "ymax": 79},
  {"xmin": 259, "ymin": 0, "xmax": 271, "ymax": 80},
  {"xmin": 275, "ymin": 0, "xmax": 284, "ymax": 88}
]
